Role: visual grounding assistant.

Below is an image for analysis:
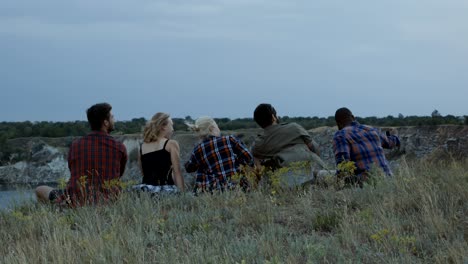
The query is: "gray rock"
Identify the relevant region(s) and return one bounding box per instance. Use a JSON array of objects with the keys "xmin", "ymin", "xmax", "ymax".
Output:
[{"xmin": 0, "ymin": 125, "xmax": 466, "ymax": 184}]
